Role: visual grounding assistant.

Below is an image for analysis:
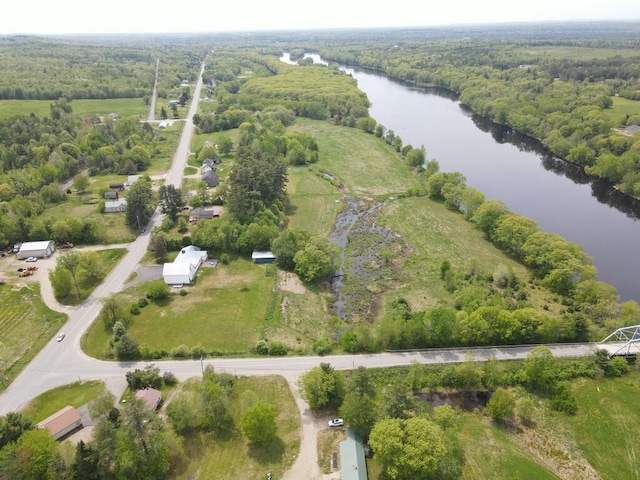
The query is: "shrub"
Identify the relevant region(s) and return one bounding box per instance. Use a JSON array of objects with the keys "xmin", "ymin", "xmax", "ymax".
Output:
[
  {"xmin": 607, "ymin": 356, "xmax": 629, "ymax": 377},
  {"xmin": 313, "ymin": 339, "xmax": 334, "ymax": 355},
  {"xmin": 179, "ymin": 289, "xmax": 187, "ymax": 296},
  {"xmin": 130, "ymin": 304, "xmax": 140, "ymax": 315},
  {"xmin": 220, "ymin": 253, "xmax": 231, "ymax": 265},
  {"xmin": 190, "ymin": 344, "xmax": 207, "ymax": 359},
  {"xmin": 550, "ymin": 384, "xmax": 578, "ymax": 415},
  {"xmin": 255, "ymin": 340, "xmax": 269, "ymax": 355},
  {"xmin": 137, "ymin": 298, "xmax": 149, "ymax": 308},
  {"xmin": 171, "ymin": 344, "xmax": 190, "ymax": 358},
  {"xmin": 268, "ymin": 341, "xmax": 288, "ymax": 356},
  {"xmin": 146, "ymin": 280, "xmax": 170, "ymax": 300},
  {"xmin": 163, "ymin": 371, "xmax": 178, "ymax": 386}
]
